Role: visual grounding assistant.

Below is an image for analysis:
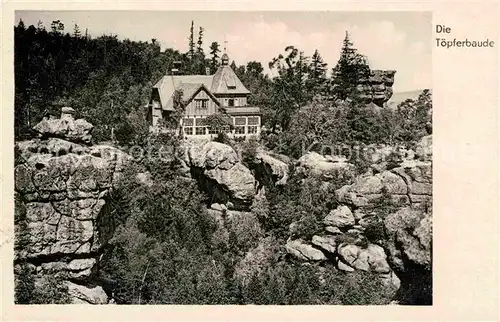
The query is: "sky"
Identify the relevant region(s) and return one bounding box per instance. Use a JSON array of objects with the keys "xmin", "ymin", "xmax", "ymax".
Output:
[{"xmin": 16, "ymin": 11, "xmax": 432, "ymax": 92}]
